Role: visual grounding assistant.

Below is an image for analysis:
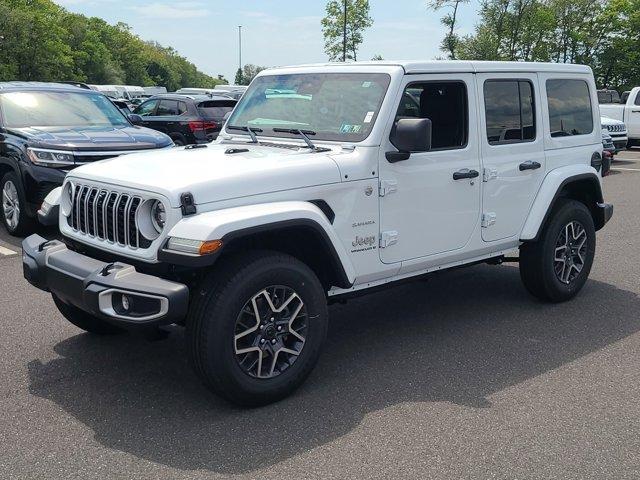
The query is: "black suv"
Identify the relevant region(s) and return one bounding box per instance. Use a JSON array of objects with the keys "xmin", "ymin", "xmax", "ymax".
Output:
[
  {"xmin": 0, "ymin": 82, "xmax": 173, "ymax": 235},
  {"xmin": 132, "ymin": 94, "xmax": 237, "ymax": 145}
]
